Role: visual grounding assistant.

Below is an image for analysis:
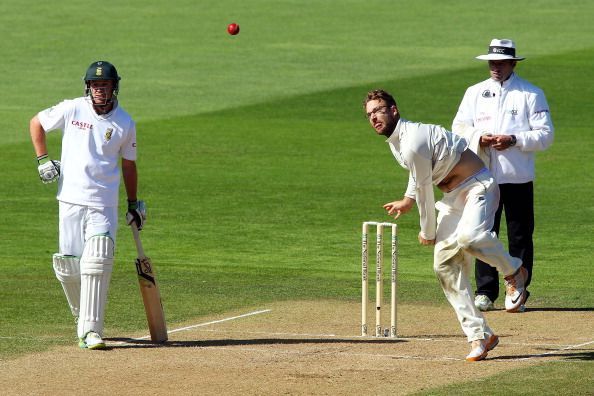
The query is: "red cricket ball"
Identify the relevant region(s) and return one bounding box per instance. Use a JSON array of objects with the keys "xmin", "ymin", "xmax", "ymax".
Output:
[{"xmin": 227, "ymin": 23, "xmax": 240, "ymax": 35}]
